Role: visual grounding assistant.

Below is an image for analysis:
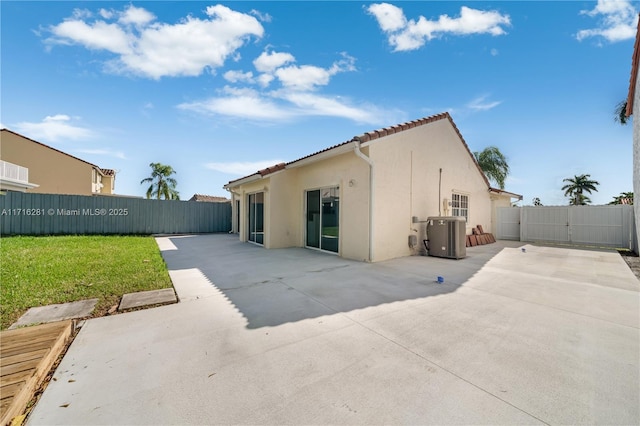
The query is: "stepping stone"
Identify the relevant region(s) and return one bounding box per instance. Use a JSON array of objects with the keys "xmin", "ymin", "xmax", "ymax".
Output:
[
  {"xmin": 118, "ymin": 288, "xmax": 177, "ymax": 311},
  {"xmin": 9, "ymin": 299, "xmax": 98, "ymax": 329}
]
